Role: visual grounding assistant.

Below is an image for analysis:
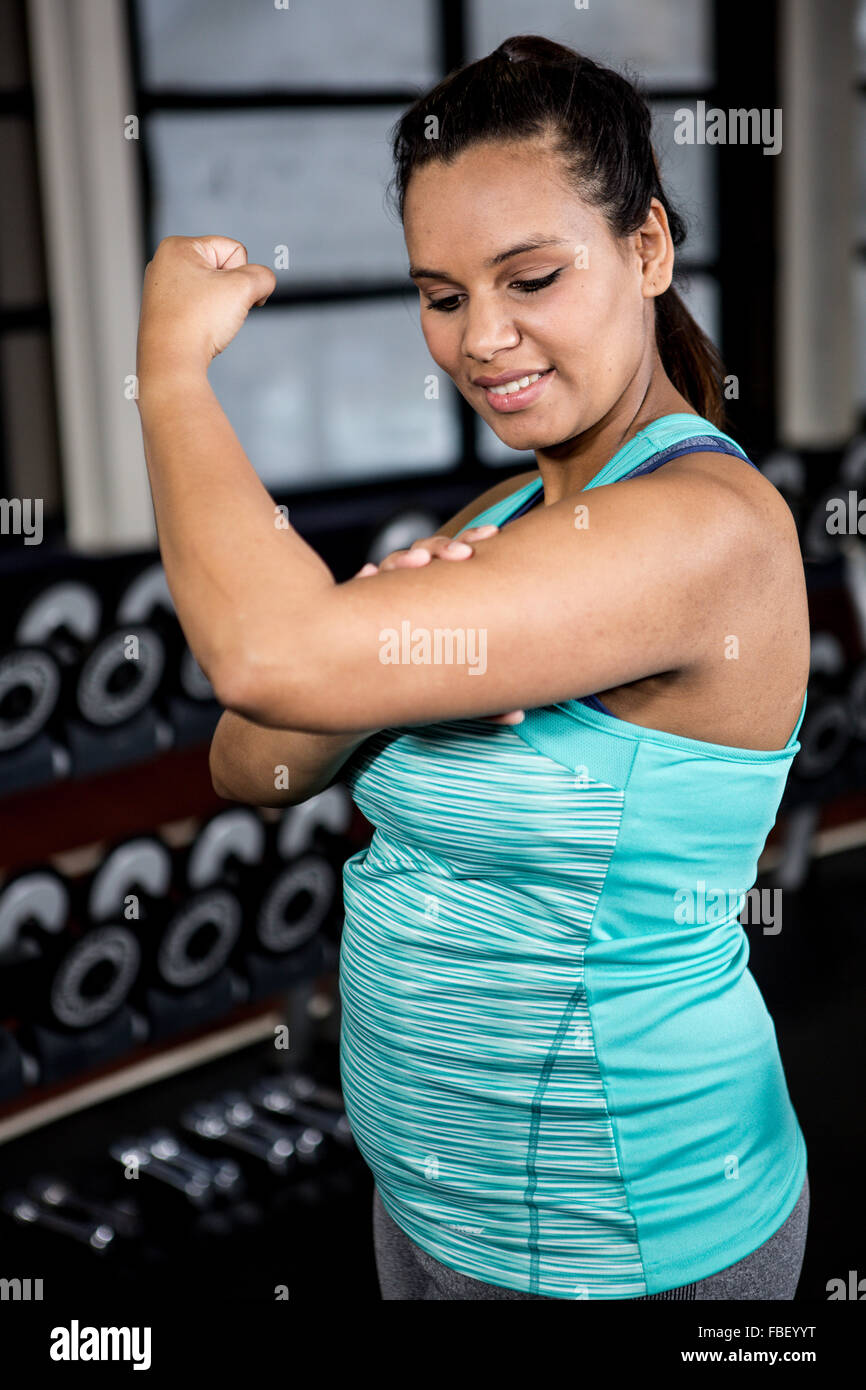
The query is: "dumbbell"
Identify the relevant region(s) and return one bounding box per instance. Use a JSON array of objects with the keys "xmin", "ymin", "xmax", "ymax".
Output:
[
  {"xmin": 794, "ymin": 632, "xmax": 852, "ymax": 780},
  {"xmin": 0, "ymin": 639, "xmax": 63, "ymax": 757},
  {"xmin": 248, "ymin": 1074, "xmax": 354, "ymax": 1149},
  {"xmin": 801, "ymin": 436, "xmax": 866, "ymax": 565},
  {"xmin": 87, "ymin": 834, "xmax": 246, "ymax": 1037},
  {"xmin": 759, "ymin": 451, "xmax": 806, "ymax": 536},
  {"xmin": 115, "ymin": 562, "xmax": 217, "ymax": 707},
  {"xmin": 0, "ymin": 867, "xmax": 137, "ymax": 1033},
  {"xmin": 2, "ymin": 1189, "xmax": 116, "ymax": 1252},
  {"xmin": 845, "ymin": 655, "xmax": 866, "ymax": 740},
  {"xmin": 13, "ymin": 578, "xmax": 166, "ymax": 735},
  {"xmin": 178, "ymin": 804, "xmax": 335, "ymax": 998},
  {"xmin": 109, "ymin": 1129, "xmax": 241, "ymax": 1211},
  {"xmin": 1, "ymin": 1173, "xmax": 144, "ymax": 1255},
  {"xmin": 265, "ymin": 785, "xmax": 354, "ymax": 946},
  {"xmin": 180, "ymin": 1091, "xmax": 324, "ymax": 1179}
]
